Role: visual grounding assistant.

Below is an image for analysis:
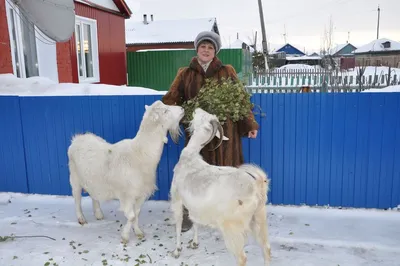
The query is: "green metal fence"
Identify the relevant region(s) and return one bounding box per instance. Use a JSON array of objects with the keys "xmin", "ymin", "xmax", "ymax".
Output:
[{"xmin": 127, "ymin": 48, "xmax": 252, "ymax": 91}]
